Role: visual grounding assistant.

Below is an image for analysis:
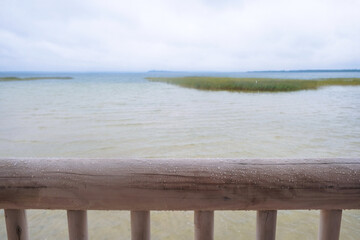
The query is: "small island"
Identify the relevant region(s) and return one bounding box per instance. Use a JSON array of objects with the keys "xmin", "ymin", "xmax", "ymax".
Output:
[
  {"xmin": 147, "ymin": 77, "xmax": 360, "ymax": 92},
  {"xmin": 0, "ymin": 76, "xmax": 73, "ymax": 82}
]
